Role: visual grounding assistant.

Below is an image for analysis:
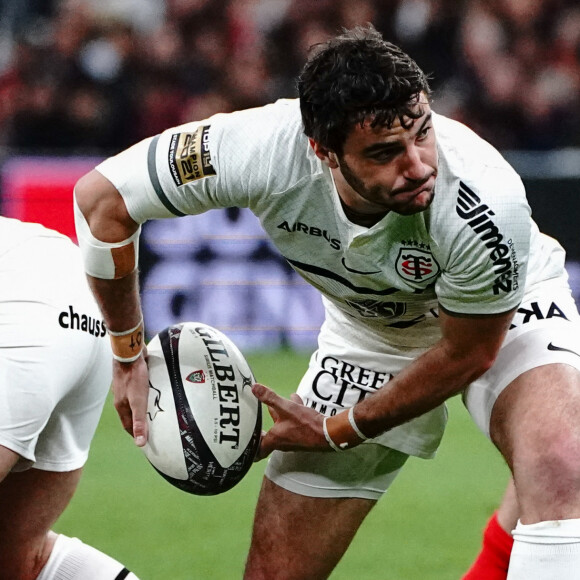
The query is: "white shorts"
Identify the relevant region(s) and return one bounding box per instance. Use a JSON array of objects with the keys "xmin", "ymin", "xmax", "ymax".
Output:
[
  {"xmin": 0, "ymin": 235, "xmax": 111, "ymax": 472},
  {"xmin": 266, "ymin": 280, "xmax": 580, "ymax": 499},
  {"xmin": 265, "ymin": 444, "xmax": 408, "ymax": 501},
  {"xmin": 464, "ymin": 282, "xmax": 580, "ymax": 437}
]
